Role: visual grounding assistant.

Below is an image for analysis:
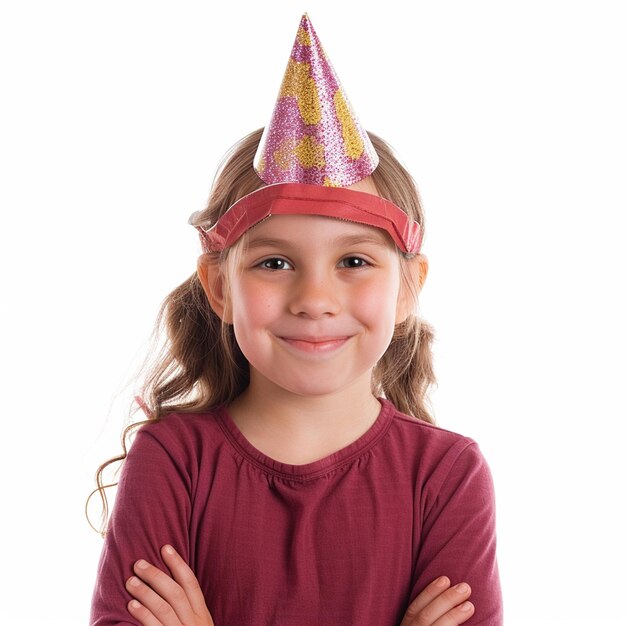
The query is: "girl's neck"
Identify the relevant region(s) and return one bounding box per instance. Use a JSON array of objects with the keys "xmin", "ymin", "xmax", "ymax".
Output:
[{"xmin": 226, "ymin": 374, "xmax": 381, "ymax": 465}]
